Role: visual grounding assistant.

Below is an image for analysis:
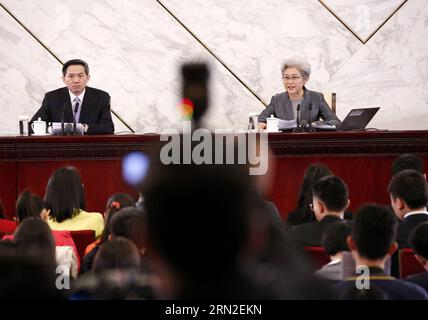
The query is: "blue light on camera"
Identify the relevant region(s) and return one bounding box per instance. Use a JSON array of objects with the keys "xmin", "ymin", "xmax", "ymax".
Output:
[{"xmin": 122, "ymin": 152, "xmax": 149, "ymax": 185}]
